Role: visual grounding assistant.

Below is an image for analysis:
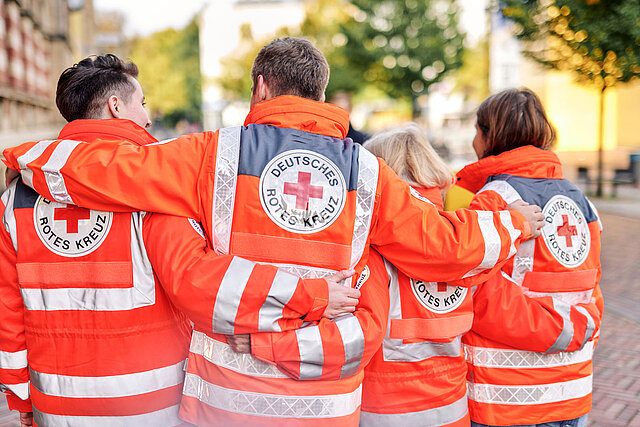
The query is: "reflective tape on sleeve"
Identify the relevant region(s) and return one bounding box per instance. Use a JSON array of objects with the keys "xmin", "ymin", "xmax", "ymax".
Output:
[
  {"xmin": 360, "ymin": 394, "xmax": 468, "ymax": 427},
  {"xmin": 574, "ymin": 306, "xmax": 596, "ymax": 350},
  {"xmin": 499, "ymin": 210, "xmax": 521, "ymax": 259},
  {"xmin": 258, "ymin": 269, "xmax": 299, "ymax": 332},
  {"xmin": 1, "ymin": 180, "xmax": 18, "ymax": 251},
  {"xmin": 464, "ymin": 341, "xmax": 594, "ymax": 369},
  {"xmin": 33, "ymin": 404, "xmax": 182, "ymax": 427},
  {"xmin": 0, "ymin": 381, "xmax": 29, "ymax": 400},
  {"xmin": 0, "ymin": 349, "xmax": 27, "ymax": 370},
  {"xmin": 30, "ymin": 359, "xmax": 186, "ymax": 398},
  {"xmin": 16, "ymin": 140, "xmax": 56, "ymax": 189},
  {"xmin": 41, "ymin": 140, "xmax": 83, "ymax": 204},
  {"xmin": 463, "ymin": 211, "xmax": 501, "ymax": 278},
  {"xmin": 334, "ymin": 315, "xmax": 365, "ymax": 378},
  {"xmin": 546, "ymin": 299, "xmax": 574, "ymax": 353},
  {"xmin": 212, "ymin": 257, "xmax": 254, "ymax": 334},
  {"xmin": 467, "ymin": 375, "xmax": 592, "ymax": 405},
  {"xmin": 183, "ymin": 372, "xmax": 361, "ymax": 419},
  {"xmin": 296, "ymin": 324, "xmax": 324, "ymax": 379},
  {"xmin": 477, "ymin": 180, "xmax": 521, "ymax": 204}
]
